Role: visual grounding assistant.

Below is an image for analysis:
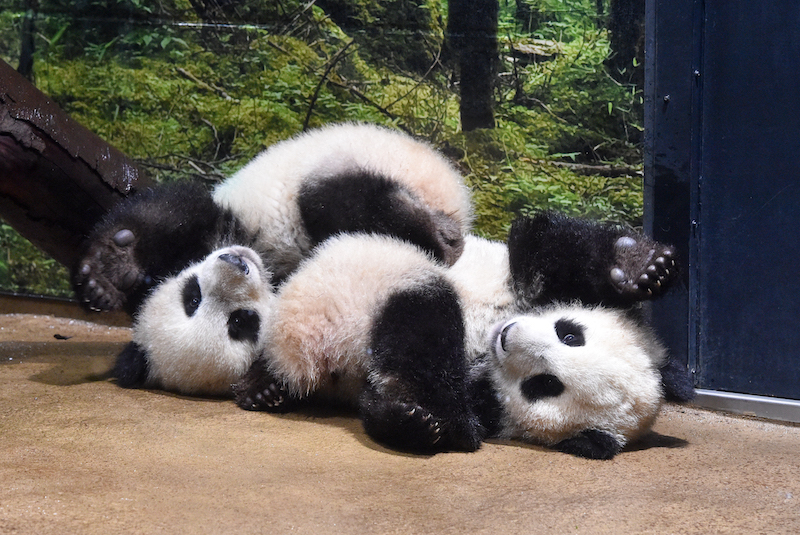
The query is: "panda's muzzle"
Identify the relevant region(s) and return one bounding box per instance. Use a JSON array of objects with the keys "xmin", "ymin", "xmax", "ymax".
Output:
[{"xmin": 218, "ymin": 253, "xmax": 250, "ymax": 275}]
